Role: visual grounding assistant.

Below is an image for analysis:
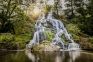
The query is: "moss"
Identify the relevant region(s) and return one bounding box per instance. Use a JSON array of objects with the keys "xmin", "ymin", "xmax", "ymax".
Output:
[
  {"xmin": 45, "ymin": 31, "xmax": 54, "ymax": 41},
  {"xmin": 0, "ymin": 33, "xmax": 14, "ymax": 42},
  {"xmin": 0, "ymin": 33, "xmax": 31, "ymax": 50},
  {"xmin": 32, "ymin": 40, "xmax": 60, "ymax": 51}
]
